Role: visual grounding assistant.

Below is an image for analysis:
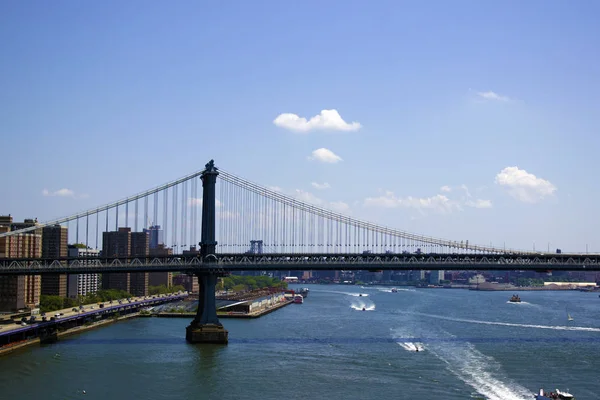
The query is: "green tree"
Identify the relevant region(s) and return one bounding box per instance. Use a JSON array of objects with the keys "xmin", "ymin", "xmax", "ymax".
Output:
[{"xmin": 39, "ymin": 295, "xmax": 65, "ymax": 313}]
